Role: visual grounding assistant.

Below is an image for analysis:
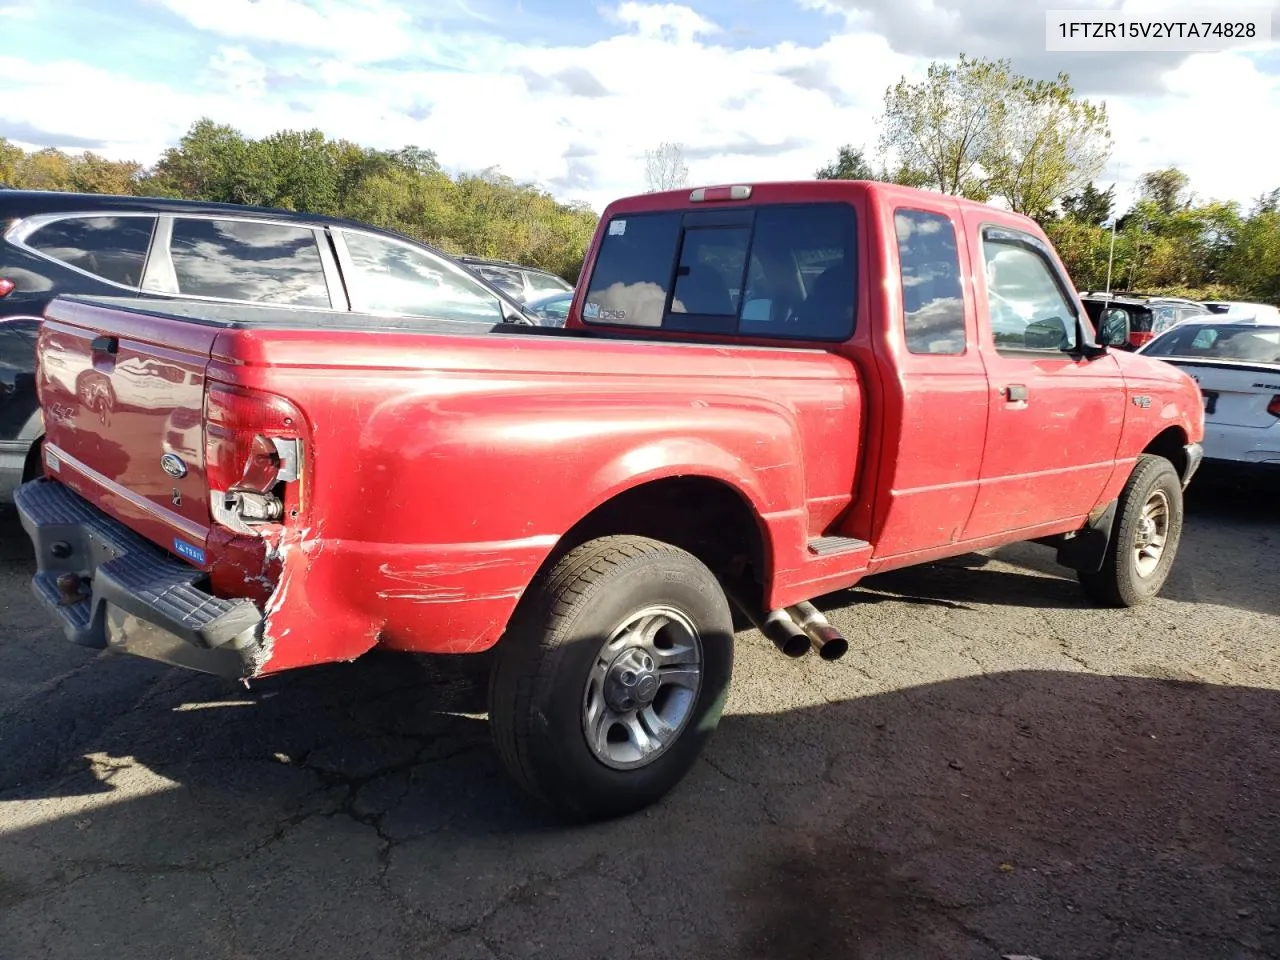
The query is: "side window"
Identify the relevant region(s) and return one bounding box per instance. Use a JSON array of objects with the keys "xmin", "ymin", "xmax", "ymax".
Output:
[
  {"xmin": 981, "ymin": 234, "xmax": 1078, "ymax": 354},
  {"xmin": 894, "ymin": 209, "xmax": 965, "ymax": 355},
  {"xmin": 341, "ymin": 231, "xmax": 503, "ymax": 323},
  {"xmin": 527, "ymin": 271, "xmax": 569, "ymax": 294},
  {"xmin": 167, "ymin": 218, "xmax": 331, "ymax": 307},
  {"xmin": 671, "ymin": 226, "xmax": 749, "ymax": 316},
  {"xmin": 26, "ymin": 215, "xmax": 156, "ymax": 288}
]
